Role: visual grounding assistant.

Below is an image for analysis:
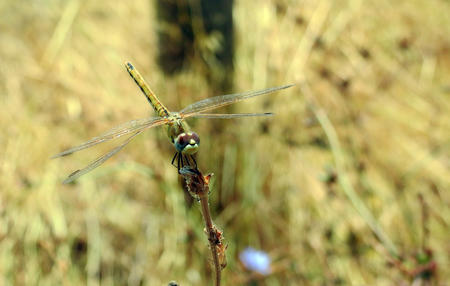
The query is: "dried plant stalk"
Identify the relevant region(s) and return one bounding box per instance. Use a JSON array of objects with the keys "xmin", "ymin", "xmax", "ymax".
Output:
[{"xmin": 180, "ymin": 167, "xmax": 226, "ymax": 286}]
